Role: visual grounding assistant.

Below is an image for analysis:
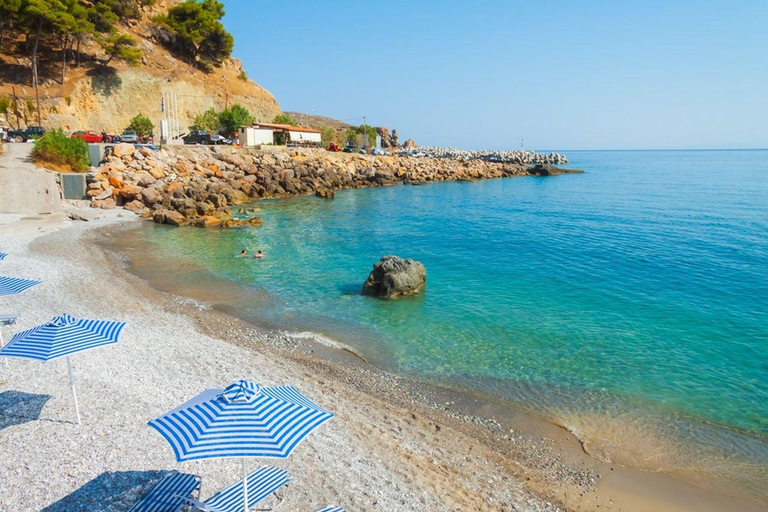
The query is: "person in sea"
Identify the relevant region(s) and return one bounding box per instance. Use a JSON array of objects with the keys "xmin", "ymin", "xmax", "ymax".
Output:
[
  {"xmin": 255, "ymin": 250, "xmax": 263, "ymax": 259},
  {"xmin": 238, "ymin": 249, "xmax": 247, "ymax": 257}
]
